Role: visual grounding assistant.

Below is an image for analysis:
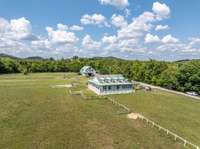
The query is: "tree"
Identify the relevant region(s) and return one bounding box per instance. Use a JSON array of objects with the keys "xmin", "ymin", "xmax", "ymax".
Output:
[
  {"xmin": 158, "ymin": 65, "xmax": 179, "ymax": 89},
  {"xmin": 0, "ymin": 55, "xmax": 199, "ymax": 94},
  {"xmin": 177, "ymin": 61, "xmax": 200, "ymax": 93},
  {"xmin": 0, "ymin": 59, "xmax": 6, "ymax": 73}
]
